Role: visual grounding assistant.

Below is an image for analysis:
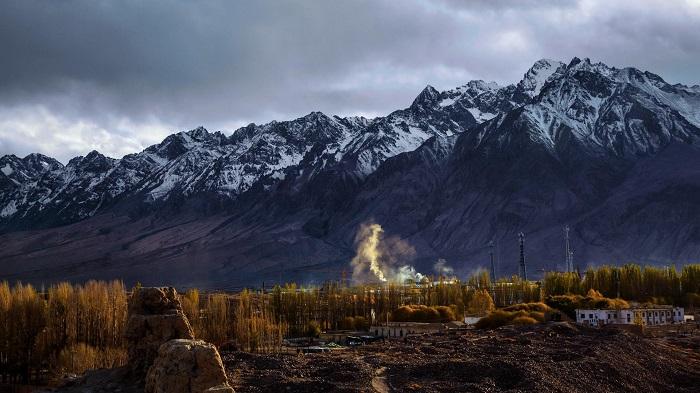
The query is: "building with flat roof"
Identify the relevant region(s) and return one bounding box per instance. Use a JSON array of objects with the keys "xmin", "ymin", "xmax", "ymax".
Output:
[
  {"xmin": 370, "ymin": 322, "xmax": 449, "ymax": 338},
  {"xmin": 575, "ymin": 306, "xmax": 684, "ymax": 327}
]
